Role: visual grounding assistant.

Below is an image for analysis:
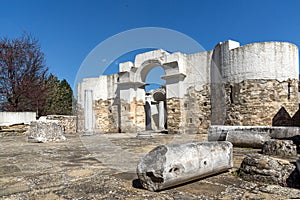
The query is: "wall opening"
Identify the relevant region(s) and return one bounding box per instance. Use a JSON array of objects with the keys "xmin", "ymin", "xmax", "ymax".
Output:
[
  {"xmin": 230, "ymin": 85, "xmax": 234, "ymax": 104},
  {"xmin": 288, "ymin": 82, "xmax": 291, "ymax": 100},
  {"xmin": 144, "ymin": 66, "xmax": 167, "ymax": 131}
]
